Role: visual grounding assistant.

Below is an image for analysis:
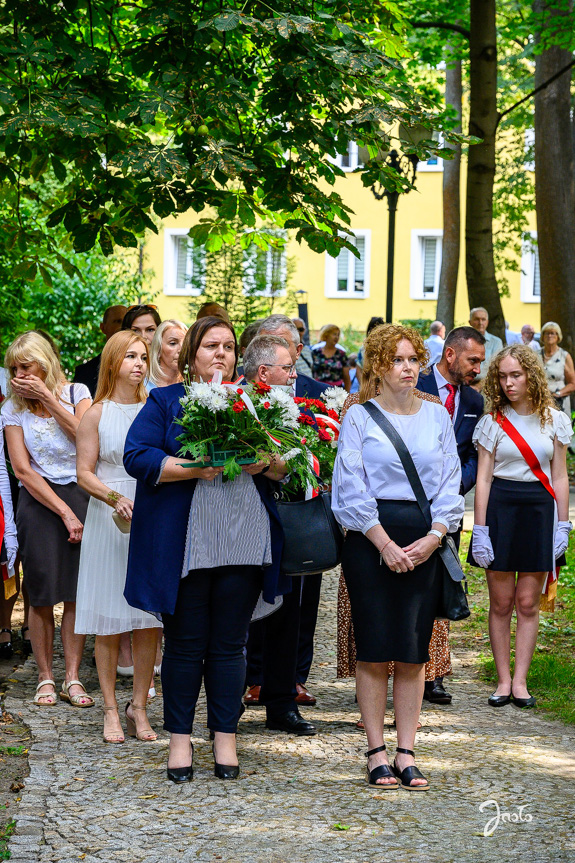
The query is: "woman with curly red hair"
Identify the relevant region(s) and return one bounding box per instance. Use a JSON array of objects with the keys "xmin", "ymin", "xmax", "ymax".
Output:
[
  {"xmin": 332, "ymin": 324, "xmax": 464, "ymax": 791},
  {"xmin": 469, "ymin": 344, "xmax": 572, "ymax": 708}
]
